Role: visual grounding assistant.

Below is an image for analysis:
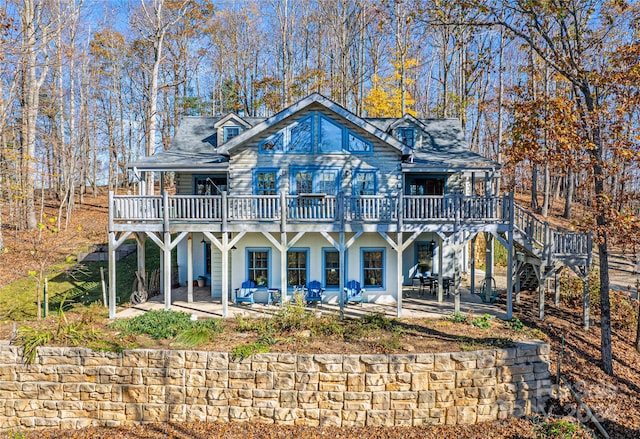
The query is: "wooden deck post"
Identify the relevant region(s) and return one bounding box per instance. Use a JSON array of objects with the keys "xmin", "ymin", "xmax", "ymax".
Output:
[
  {"xmin": 438, "ymin": 237, "xmax": 444, "ymax": 303},
  {"xmin": 506, "ymin": 192, "xmax": 515, "ymax": 320},
  {"xmin": 222, "ymin": 232, "xmax": 229, "ymax": 318},
  {"xmin": 538, "ymin": 279, "xmax": 545, "ymax": 320},
  {"xmin": 281, "ymin": 232, "xmax": 287, "ymax": 301},
  {"xmin": 163, "ymin": 232, "xmax": 172, "ymax": 311},
  {"xmin": 108, "ymin": 232, "xmax": 117, "ymax": 319},
  {"xmin": 187, "ymin": 234, "xmax": 193, "ymax": 303},
  {"xmin": 397, "ymin": 231, "xmax": 403, "ymax": 318},
  {"xmin": 135, "ymin": 233, "xmax": 146, "ymax": 279},
  {"xmin": 470, "ymin": 235, "xmax": 476, "ymax": 295},
  {"xmin": 454, "ymin": 242, "xmax": 460, "ymax": 314},
  {"xmin": 582, "ymin": 270, "xmax": 590, "ymax": 329},
  {"xmin": 339, "ymin": 231, "xmax": 345, "ymax": 315}
]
